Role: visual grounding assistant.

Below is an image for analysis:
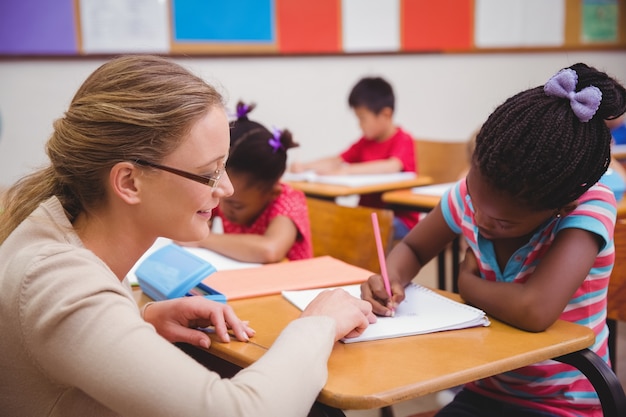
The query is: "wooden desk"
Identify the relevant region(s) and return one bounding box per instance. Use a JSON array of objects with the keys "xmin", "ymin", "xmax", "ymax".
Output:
[
  {"xmin": 384, "ymin": 188, "xmax": 626, "ymax": 292},
  {"xmin": 133, "ymin": 288, "xmax": 625, "ymax": 417},
  {"xmin": 384, "ymin": 188, "xmax": 626, "ymax": 218},
  {"xmin": 286, "ymin": 176, "xmax": 432, "ymax": 199}
]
